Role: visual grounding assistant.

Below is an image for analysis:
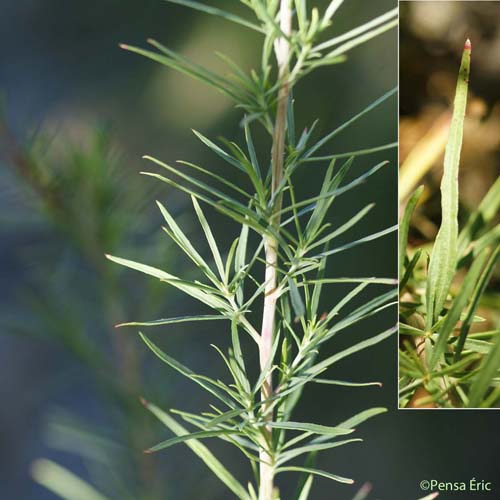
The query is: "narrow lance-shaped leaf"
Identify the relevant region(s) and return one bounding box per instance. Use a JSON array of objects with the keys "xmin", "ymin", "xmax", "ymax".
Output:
[
  {"xmin": 428, "ymin": 246, "xmax": 490, "ymax": 370},
  {"xmin": 468, "ymin": 331, "xmax": 500, "ymax": 408},
  {"xmin": 191, "ymin": 196, "xmax": 227, "ymax": 282},
  {"xmin": 306, "ymin": 326, "xmax": 397, "ymax": 378},
  {"xmin": 32, "ymin": 460, "xmax": 112, "ymax": 500},
  {"xmin": 312, "ymin": 407, "xmax": 388, "ymax": 446},
  {"xmin": 458, "ymin": 176, "xmax": 500, "ymax": 256},
  {"xmin": 426, "ymin": 40, "xmax": 471, "ymax": 328},
  {"xmin": 139, "ymin": 332, "xmax": 239, "ymax": 408},
  {"xmin": 454, "ymin": 244, "xmax": 500, "ymax": 361},
  {"xmin": 276, "ymin": 466, "xmax": 353, "ymax": 485},
  {"xmin": 142, "ymin": 399, "xmax": 251, "ymax": 500},
  {"xmin": 399, "ymin": 186, "xmax": 424, "ymax": 280},
  {"xmin": 163, "ymin": 0, "xmax": 265, "ymax": 34}
]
